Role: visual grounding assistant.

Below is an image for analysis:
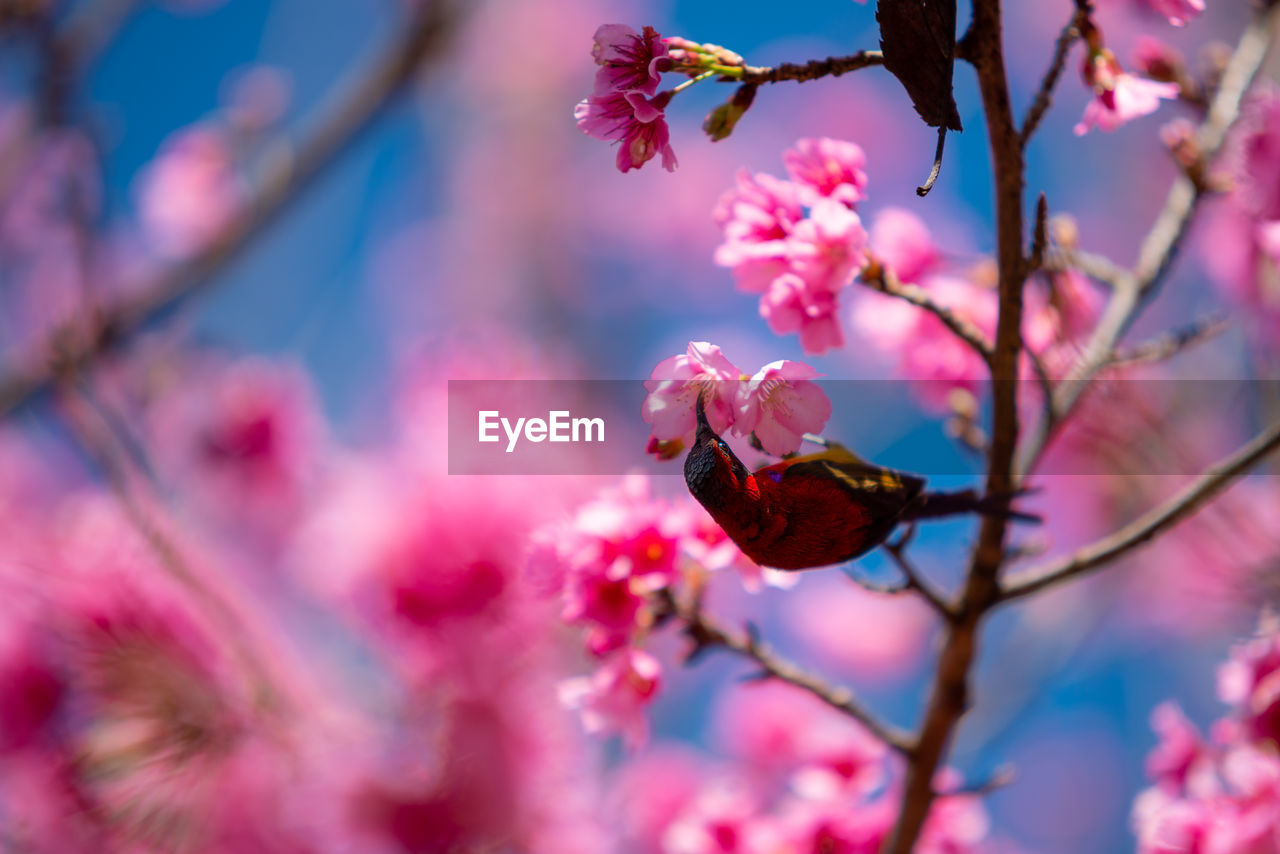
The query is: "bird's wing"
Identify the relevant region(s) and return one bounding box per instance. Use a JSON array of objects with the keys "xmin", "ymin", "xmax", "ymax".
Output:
[{"xmin": 759, "ymin": 454, "xmax": 926, "ymax": 520}]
